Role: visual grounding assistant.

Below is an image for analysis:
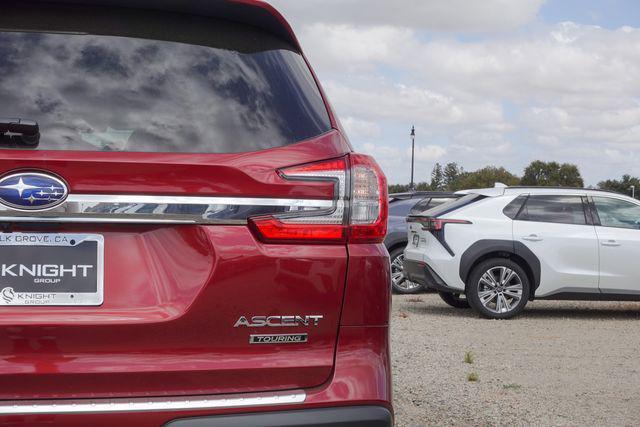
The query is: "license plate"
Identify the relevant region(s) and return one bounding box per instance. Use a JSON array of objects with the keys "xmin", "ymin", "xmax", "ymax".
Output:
[{"xmin": 0, "ymin": 233, "xmax": 104, "ymax": 306}]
